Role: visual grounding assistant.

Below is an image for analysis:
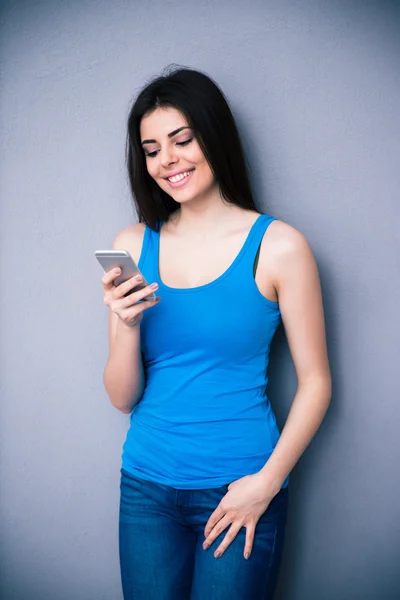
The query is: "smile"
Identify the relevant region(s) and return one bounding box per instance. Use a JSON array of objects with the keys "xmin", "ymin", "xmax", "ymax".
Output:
[{"xmin": 165, "ymin": 169, "xmax": 195, "ymax": 188}]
